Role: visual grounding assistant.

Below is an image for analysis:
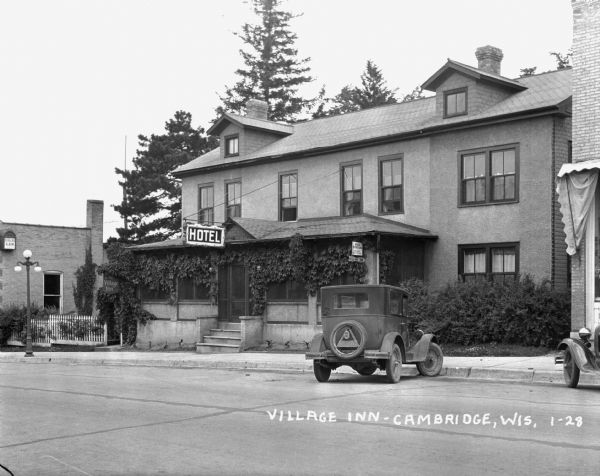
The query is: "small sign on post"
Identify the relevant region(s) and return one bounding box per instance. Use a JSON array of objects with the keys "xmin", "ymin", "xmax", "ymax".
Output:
[
  {"xmin": 186, "ymin": 224, "xmax": 225, "ymax": 248},
  {"xmin": 351, "ymin": 241, "xmax": 363, "ymax": 257}
]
